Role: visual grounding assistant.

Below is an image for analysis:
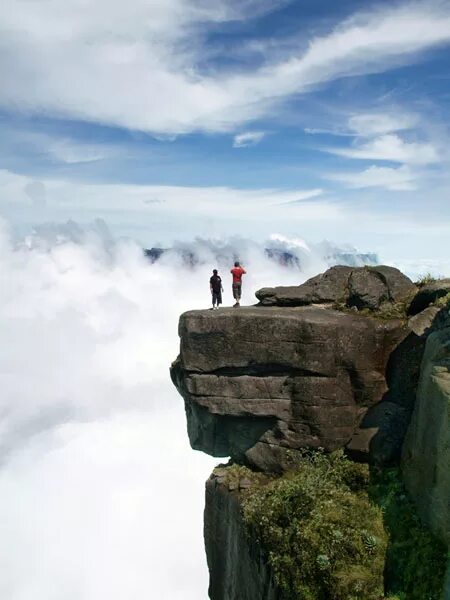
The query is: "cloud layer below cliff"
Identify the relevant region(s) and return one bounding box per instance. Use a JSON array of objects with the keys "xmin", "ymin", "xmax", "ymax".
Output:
[{"xmin": 0, "ymin": 220, "xmax": 332, "ymax": 600}]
